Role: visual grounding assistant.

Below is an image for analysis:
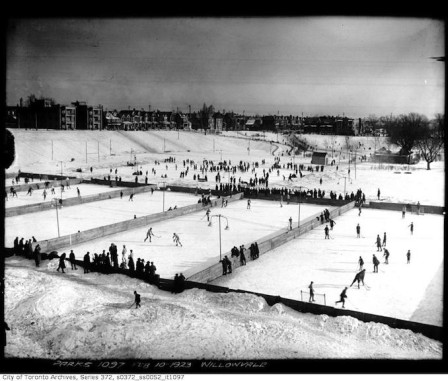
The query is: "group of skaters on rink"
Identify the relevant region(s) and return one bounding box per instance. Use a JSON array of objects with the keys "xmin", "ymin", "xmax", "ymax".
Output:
[
  {"xmin": 310, "ymin": 205, "xmax": 416, "ymax": 308},
  {"xmin": 144, "ymin": 227, "xmax": 183, "ymax": 247}
]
